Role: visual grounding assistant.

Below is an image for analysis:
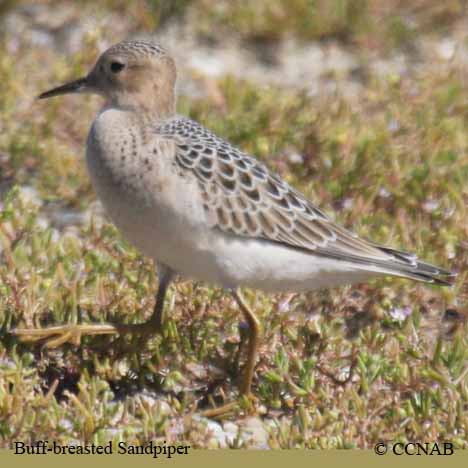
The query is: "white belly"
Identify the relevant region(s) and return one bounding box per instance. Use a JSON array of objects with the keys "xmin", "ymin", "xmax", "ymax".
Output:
[{"xmin": 88, "ymin": 169, "xmax": 380, "ymax": 293}]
